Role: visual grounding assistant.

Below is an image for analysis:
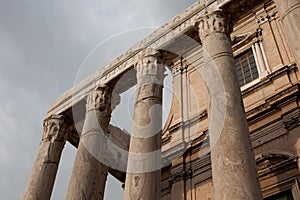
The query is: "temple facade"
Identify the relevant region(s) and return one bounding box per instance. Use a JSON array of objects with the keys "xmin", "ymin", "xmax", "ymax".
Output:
[{"xmin": 24, "ymin": 0, "xmax": 300, "ymax": 199}]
